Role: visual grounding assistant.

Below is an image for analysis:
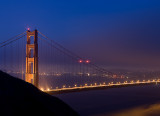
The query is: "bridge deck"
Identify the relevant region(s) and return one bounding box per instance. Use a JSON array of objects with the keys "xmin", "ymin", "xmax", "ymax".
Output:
[{"xmin": 44, "ymin": 81, "xmax": 159, "ymax": 95}]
